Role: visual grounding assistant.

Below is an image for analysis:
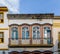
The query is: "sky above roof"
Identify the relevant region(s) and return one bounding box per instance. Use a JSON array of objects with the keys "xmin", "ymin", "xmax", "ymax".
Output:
[
  {"xmin": 0, "ymin": 0, "xmax": 20, "ymax": 14},
  {"xmin": 0, "ymin": 0, "xmax": 60, "ymax": 15}
]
